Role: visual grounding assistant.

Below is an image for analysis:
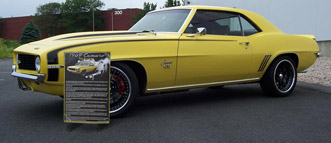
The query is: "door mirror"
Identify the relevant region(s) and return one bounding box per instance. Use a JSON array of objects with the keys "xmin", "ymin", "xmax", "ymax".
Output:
[
  {"xmin": 197, "ymin": 27, "xmax": 207, "ymax": 35},
  {"xmin": 187, "ymin": 27, "xmax": 207, "ymax": 37}
]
